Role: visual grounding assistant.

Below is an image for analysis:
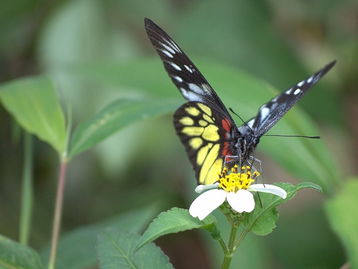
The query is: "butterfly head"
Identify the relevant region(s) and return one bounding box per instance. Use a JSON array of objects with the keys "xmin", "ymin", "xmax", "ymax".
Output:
[{"xmin": 234, "ymin": 128, "xmax": 260, "ymax": 164}]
